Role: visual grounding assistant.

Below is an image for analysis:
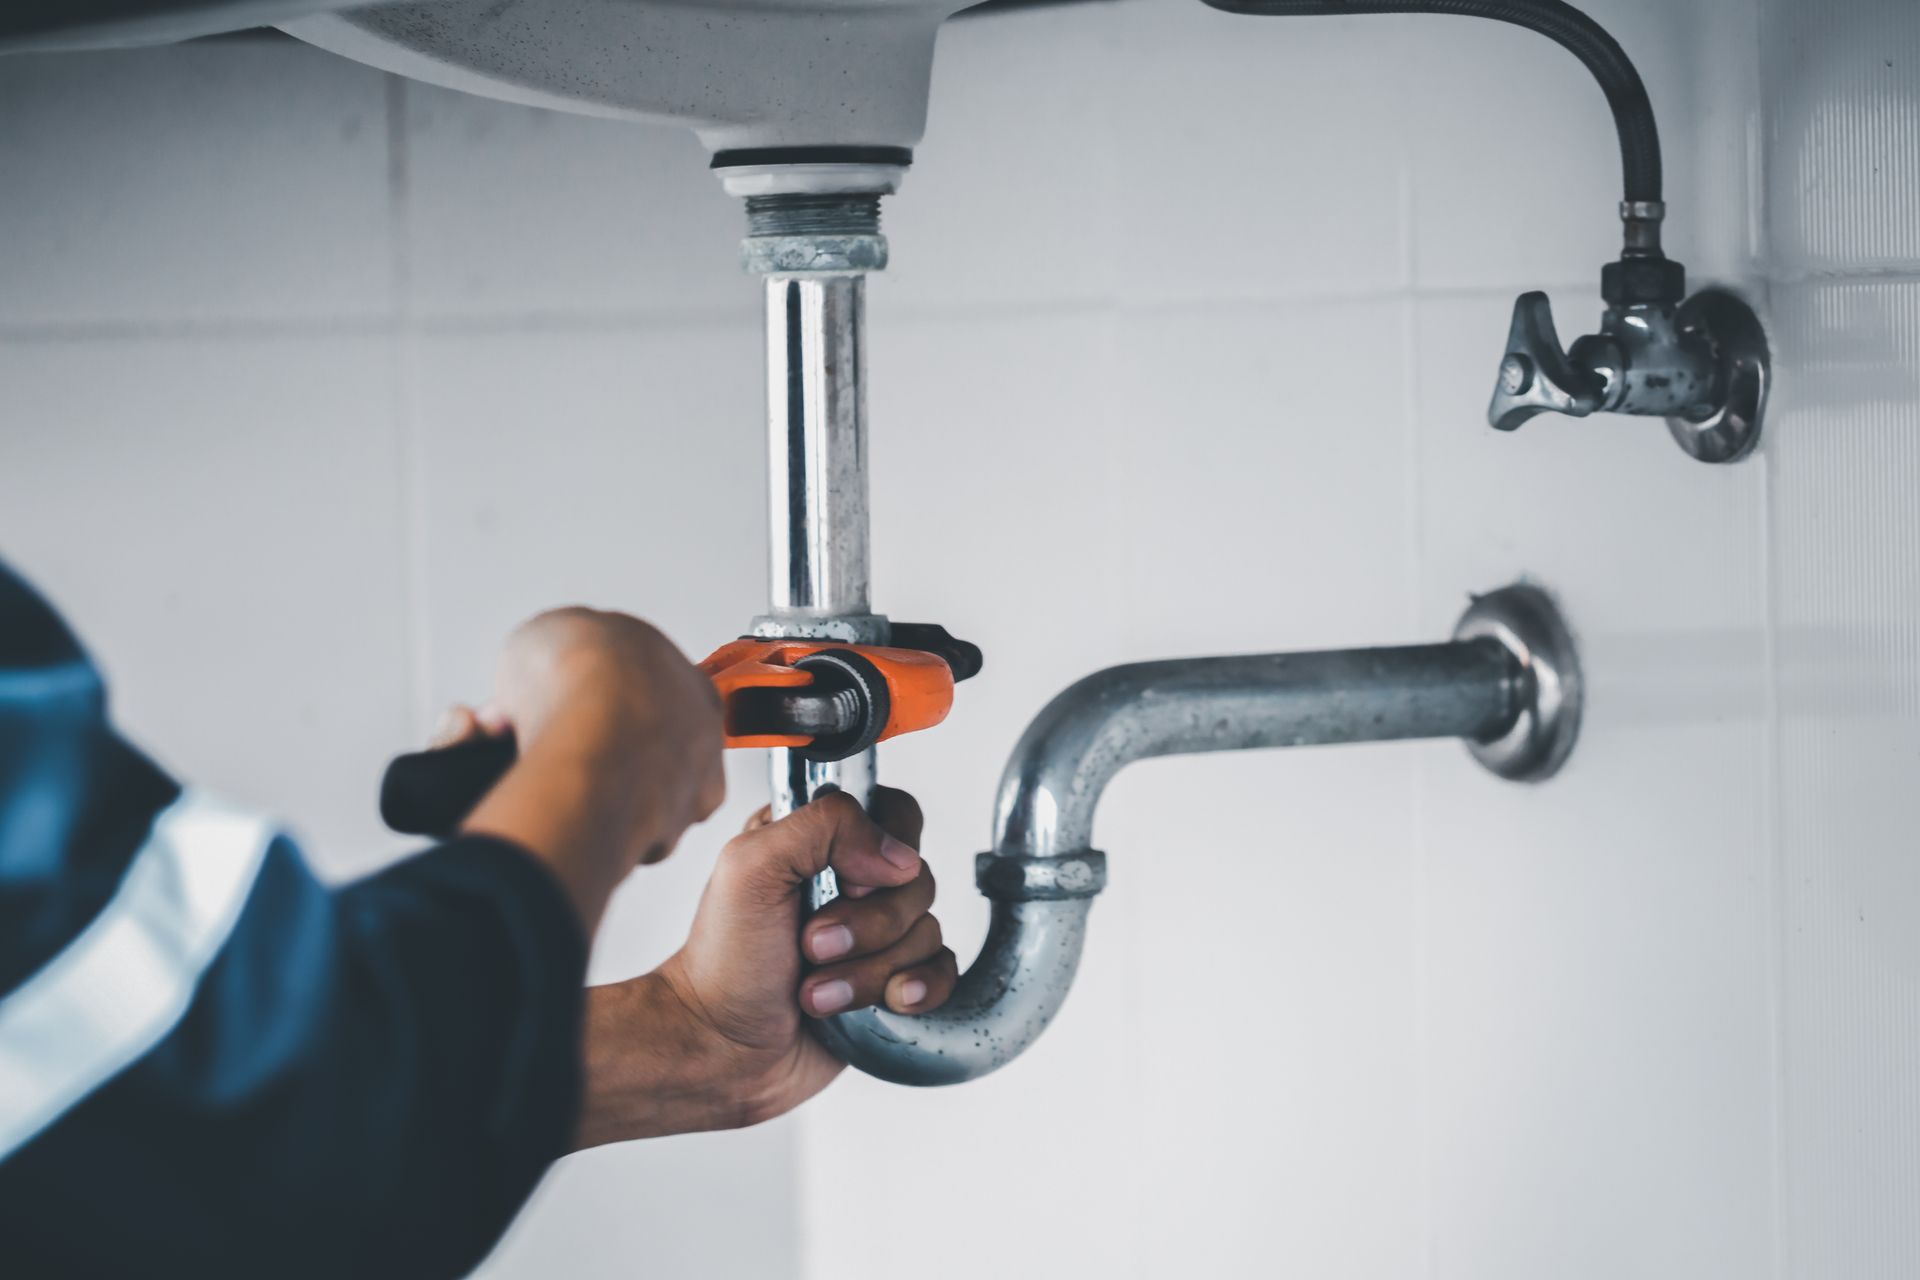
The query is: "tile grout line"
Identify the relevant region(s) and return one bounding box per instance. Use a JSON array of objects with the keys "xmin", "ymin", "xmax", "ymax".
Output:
[
  {"xmin": 1090, "ymin": 19, "xmax": 1155, "ymax": 1274},
  {"xmin": 1398, "ymin": 129, "xmax": 1440, "ymax": 1280},
  {"xmin": 1759, "ymin": 291, "xmax": 1792, "ymax": 1280},
  {"xmin": 1758, "ymin": 276, "xmax": 1793, "ymax": 1280},
  {"xmin": 1745, "ymin": 2, "xmax": 1793, "ymax": 1274},
  {"xmin": 385, "ymin": 74, "xmax": 435, "ymax": 743},
  {"xmin": 1, "ymin": 279, "xmax": 1704, "ymax": 347},
  {"xmin": 1091, "ymin": 42, "xmax": 1156, "ymax": 1272}
]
